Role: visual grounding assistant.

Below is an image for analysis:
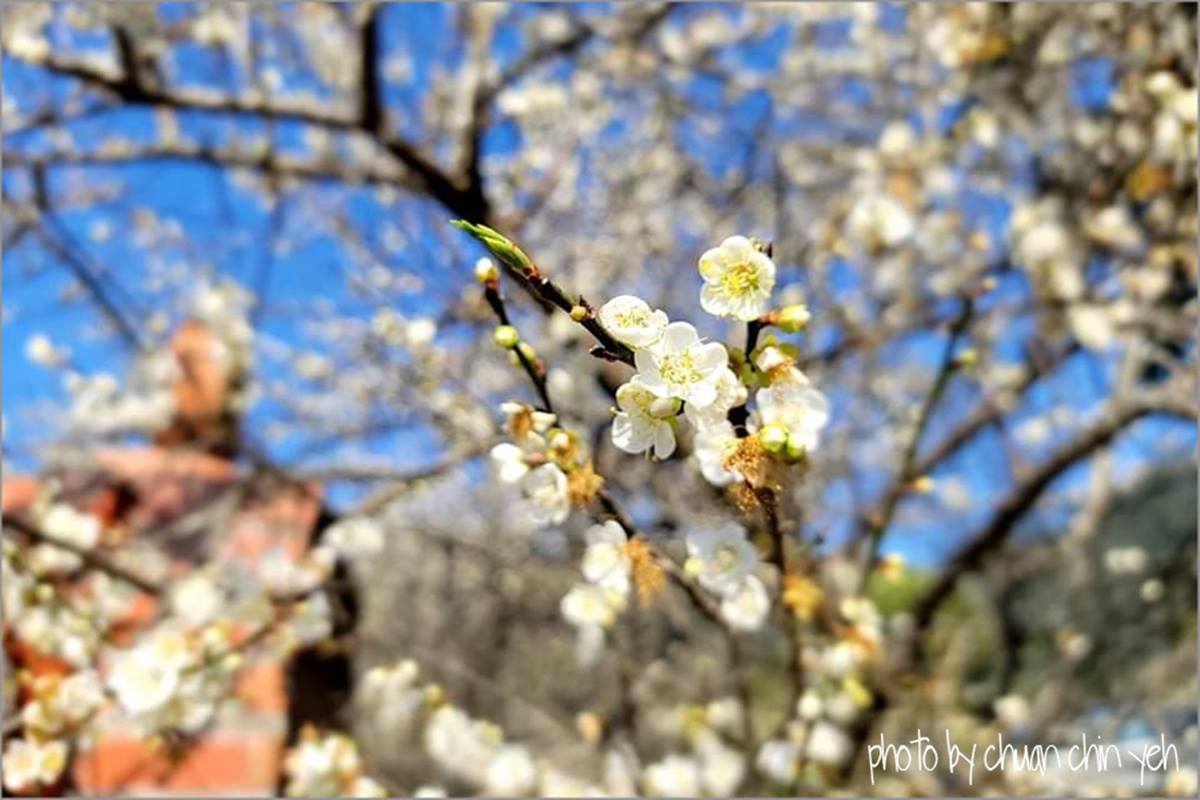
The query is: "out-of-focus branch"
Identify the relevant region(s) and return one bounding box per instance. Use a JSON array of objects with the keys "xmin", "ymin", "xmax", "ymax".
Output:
[
  {"xmin": 4, "ymin": 515, "xmax": 162, "ymax": 596},
  {"xmin": 359, "ymin": 5, "xmax": 384, "ymax": 135},
  {"xmin": 30, "ymin": 165, "xmax": 147, "ymax": 350},
  {"xmin": 857, "ymin": 295, "xmax": 976, "ymax": 583},
  {"xmin": 20, "ymin": 46, "xmax": 485, "ymax": 222},
  {"xmin": 912, "ymin": 378, "xmax": 1196, "ymax": 631},
  {"xmin": 907, "ymin": 342, "xmax": 1079, "ymax": 481},
  {"xmin": 6, "ymin": 144, "xmax": 418, "ymax": 190}
]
